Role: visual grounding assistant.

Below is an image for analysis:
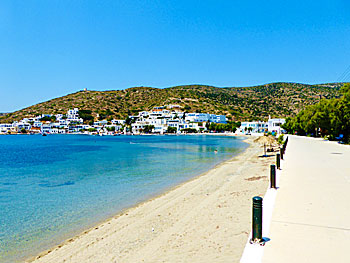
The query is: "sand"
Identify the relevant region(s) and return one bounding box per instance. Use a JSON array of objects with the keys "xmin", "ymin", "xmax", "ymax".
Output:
[{"xmin": 28, "ymin": 137, "xmax": 272, "ymax": 263}]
